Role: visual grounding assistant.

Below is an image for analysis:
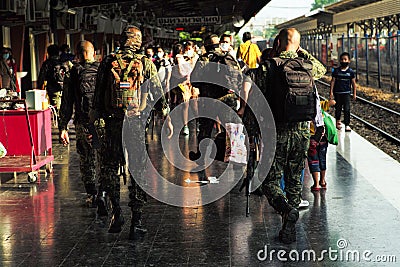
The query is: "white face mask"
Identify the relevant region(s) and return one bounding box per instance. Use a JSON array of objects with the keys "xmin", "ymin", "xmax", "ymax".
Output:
[
  {"xmin": 157, "ymin": 52, "xmax": 164, "ymax": 58},
  {"xmin": 186, "ymin": 49, "xmax": 194, "ymax": 57},
  {"xmin": 220, "ymin": 43, "xmax": 230, "ymax": 51}
]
